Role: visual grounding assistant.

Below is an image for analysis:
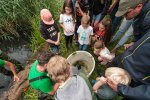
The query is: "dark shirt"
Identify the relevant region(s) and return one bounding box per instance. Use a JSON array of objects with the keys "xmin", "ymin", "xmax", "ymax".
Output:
[
  {"xmin": 40, "ymin": 21, "xmax": 59, "ymax": 46},
  {"xmin": 132, "ymin": 0, "xmax": 150, "ymax": 42},
  {"xmin": 93, "ymin": 0, "xmax": 105, "ymax": 15}
]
